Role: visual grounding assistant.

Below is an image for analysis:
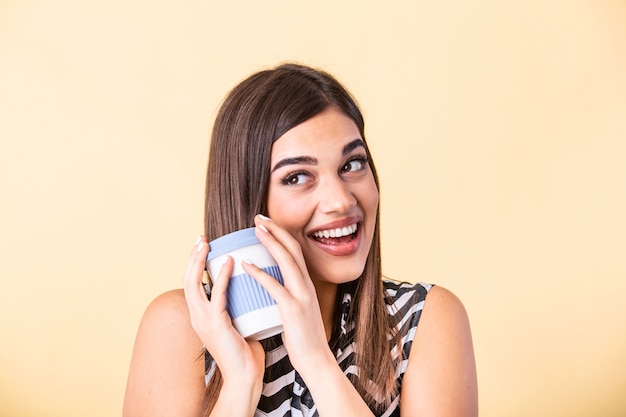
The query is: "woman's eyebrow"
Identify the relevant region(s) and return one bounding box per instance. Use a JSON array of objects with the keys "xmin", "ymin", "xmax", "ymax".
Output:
[
  {"xmin": 270, "ymin": 139, "xmax": 364, "ymax": 173},
  {"xmin": 271, "ymin": 156, "xmax": 317, "ymax": 173},
  {"xmin": 342, "ymin": 138, "xmax": 365, "ymax": 155}
]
